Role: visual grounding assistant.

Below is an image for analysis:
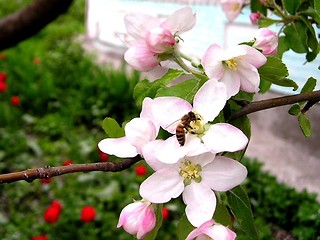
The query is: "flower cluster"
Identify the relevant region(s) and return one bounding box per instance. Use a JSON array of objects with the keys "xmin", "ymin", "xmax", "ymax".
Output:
[{"xmin": 98, "ymin": 5, "xmax": 278, "ymax": 239}]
